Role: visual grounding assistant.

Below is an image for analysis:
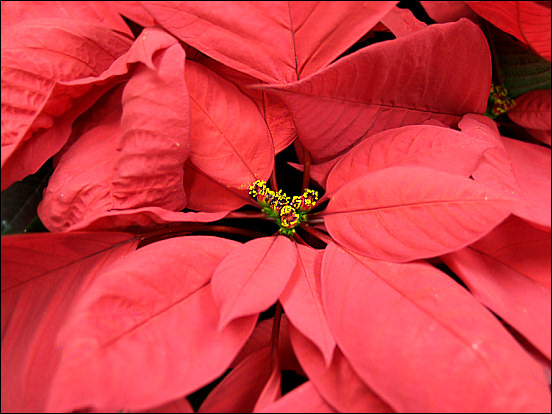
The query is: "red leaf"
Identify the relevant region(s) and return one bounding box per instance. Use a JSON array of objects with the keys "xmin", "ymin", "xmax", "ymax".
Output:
[
  {"xmin": 189, "ymin": 54, "xmax": 298, "ymax": 154},
  {"xmin": 232, "ymin": 315, "xmax": 303, "ymax": 375},
  {"xmin": 252, "ymin": 359, "xmax": 281, "ymax": 412},
  {"xmin": 508, "ymin": 89, "xmax": 552, "ymax": 131},
  {"xmin": 467, "ymin": 1, "xmax": 551, "ymax": 61},
  {"xmin": 473, "ymin": 129, "xmax": 551, "ymax": 230},
  {"xmin": 1, "ymin": 18, "xmax": 132, "ymax": 189},
  {"xmin": 141, "ymin": 396, "xmax": 194, "ymax": 413},
  {"xmin": 460, "ymin": 115, "xmax": 551, "ymax": 229},
  {"xmin": 280, "ymin": 244, "xmax": 335, "ymax": 366},
  {"xmin": 420, "ymin": 1, "xmax": 480, "ymax": 23},
  {"xmin": 503, "ymin": 136, "xmax": 551, "ymax": 229},
  {"xmin": 323, "ymin": 166, "xmax": 515, "ymax": 262},
  {"xmin": 0, "ymin": 1, "xmax": 132, "ymax": 33},
  {"xmin": 261, "ymin": 19, "xmax": 491, "ymax": 163},
  {"xmin": 288, "ymin": 157, "xmax": 341, "ymax": 190},
  {"xmin": 46, "ymin": 236, "xmax": 256, "ymax": 412},
  {"xmin": 36, "ymin": 33, "xmax": 199, "ymax": 232},
  {"xmin": 184, "ymin": 162, "xmax": 253, "ymax": 212},
  {"xmin": 380, "ymin": 5, "xmax": 427, "ymax": 37},
  {"xmin": 186, "ymin": 60, "xmax": 274, "ymax": 189},
  {"xmin": 198, "ymin": 346, "xmax": 273, "ymax": 413},
  {"xmin": 1, "ymin": 232, "xmax": 138, "ymax": 412},
  {"xmin": 325, "ymin": 124, "xmax": 494, "ymax": 196},
  {"xmin": 443, "ymin": 241, "xmax": 551, "ymax": 360},
  {"xmin": 113, "ymin": 43, "xmax": 190, "ymax": 210},
  {"xmin": 260, "ymin": 381, "xmax": 337, "ymax": 413},
  {"xmin": 289, "ymin": 325, "xmax": 393, "ymax": 413},
  {"xmin": 111, "ymin": 1, "xmax": 157, "ymax": 28},
  {"xmin": 470, "ymin": 215, "xmax": 551, "ymax": 288},
  {"xmin": 142, "ymin": 2, "xmax": 397, "ymax": 82},
  {"xmin": 321, "ymin": 243, "xmax": 551, "ymax": 412},
  {"xmin": 211, "ymin": 236, "xmax": 297, "ymax": 329}
]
